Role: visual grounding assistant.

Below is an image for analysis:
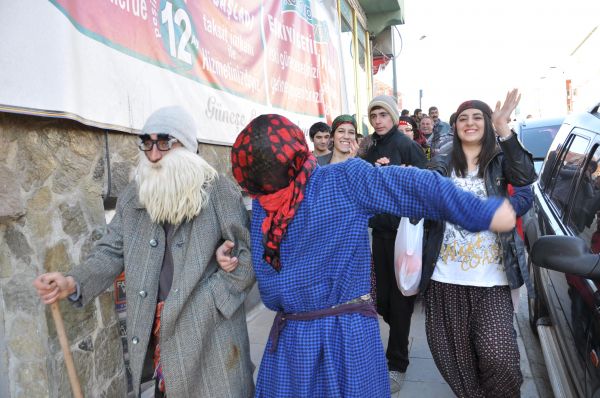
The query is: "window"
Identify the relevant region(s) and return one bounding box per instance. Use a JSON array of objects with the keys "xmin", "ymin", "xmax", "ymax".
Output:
[
  {"xmin": 568, "ymin": 145, "xmax": 600, "ymax": 240},
  {"xmin": 520, "ymin": 125, "xmax": 561, "ymax": 159},
  {"xmin": 547, "ymin": 134, "xmax": 590, "ymax": 215}
]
